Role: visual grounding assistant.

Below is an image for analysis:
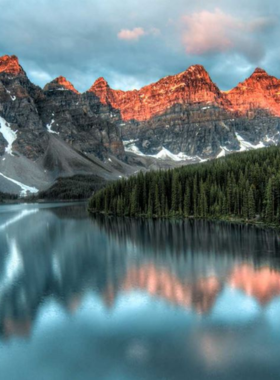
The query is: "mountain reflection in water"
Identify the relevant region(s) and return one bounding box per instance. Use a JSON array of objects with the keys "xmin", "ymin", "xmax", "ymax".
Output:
[
  {"xmin": 1, "ymin": 203, "xmax": 280, "ymax": 380},
  {"xmin": 0, "ymin": 203, "xmax": 279, "ymax": 340}
]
